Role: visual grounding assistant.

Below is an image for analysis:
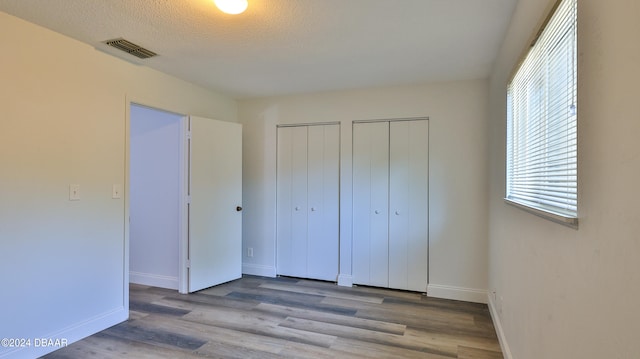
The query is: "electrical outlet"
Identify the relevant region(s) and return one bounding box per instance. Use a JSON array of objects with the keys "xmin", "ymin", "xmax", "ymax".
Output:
[{"xmin": 247, "ymin": 247, "xmax": 254, "ymax": 257}]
